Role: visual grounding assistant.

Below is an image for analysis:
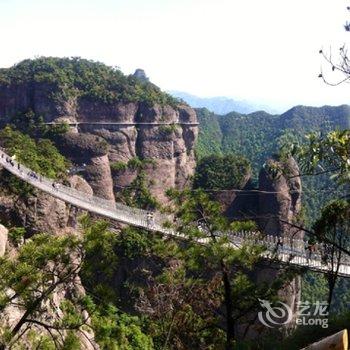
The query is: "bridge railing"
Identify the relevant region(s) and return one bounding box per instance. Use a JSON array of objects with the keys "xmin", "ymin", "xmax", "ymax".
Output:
[{"xmin": 214, "ymin": 230, "xmax": 350, "ymax": 266}]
